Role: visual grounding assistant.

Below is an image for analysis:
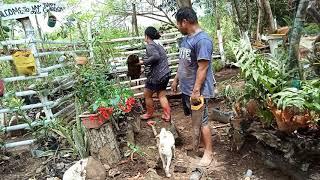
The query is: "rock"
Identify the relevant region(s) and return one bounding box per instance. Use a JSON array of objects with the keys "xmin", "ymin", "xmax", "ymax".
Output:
[
  {"xmin": 46, "ymin": 177, "xmax": 60, "ymax": 180},
  {"xmin": 63, "ymin": 157, "xmax": 107, "ymax": 180},
  {"xmin": 174, "ymin": 165, "xmax": 187, "ymax": 173},
  {"xmin": 56, "ymin": 162, "xmax": 65, "ymax": 170},
  {"xmin": 146, "ymin": 159, "xmax": 158, "ymax": 169},
  {"xmin": 85, "ymin": 157, "xmax": 107, "ymax": 180},
  {"xmin": 63, "ymin": 158, "xmax": 88, "ymax": 180},
  {"xmin": 103, "ymin": 164, "xmax": 111, "ymax": 170},
  {"xmin": 108, "ymin": 168, "xmax": 121, "ymax": 178},
  {"xmin": 144, "ymin": 168, "xmax": 162, "ymax": 180},
  {"xmin": 1, "ymin": 156, "xmax": 10, "ymax": 160},
  {"xmin": 36, "ymin": 167, "xmax": 44, "ymax": 174},
  {"xmin": 301, "ymin": 163, "xmax": 310, "ymax": 172}
]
